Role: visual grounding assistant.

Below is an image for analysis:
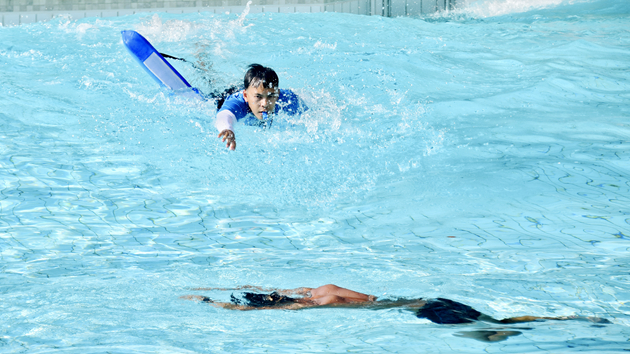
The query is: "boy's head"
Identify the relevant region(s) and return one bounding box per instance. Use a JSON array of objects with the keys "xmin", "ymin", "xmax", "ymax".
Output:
[
  {"xmin": 243, "ymin": 64, "xmax": 279, "ymax": 120},
  {"xmin": 244, "ymin": 64, "xmax": 279, "ymax": 89}
]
